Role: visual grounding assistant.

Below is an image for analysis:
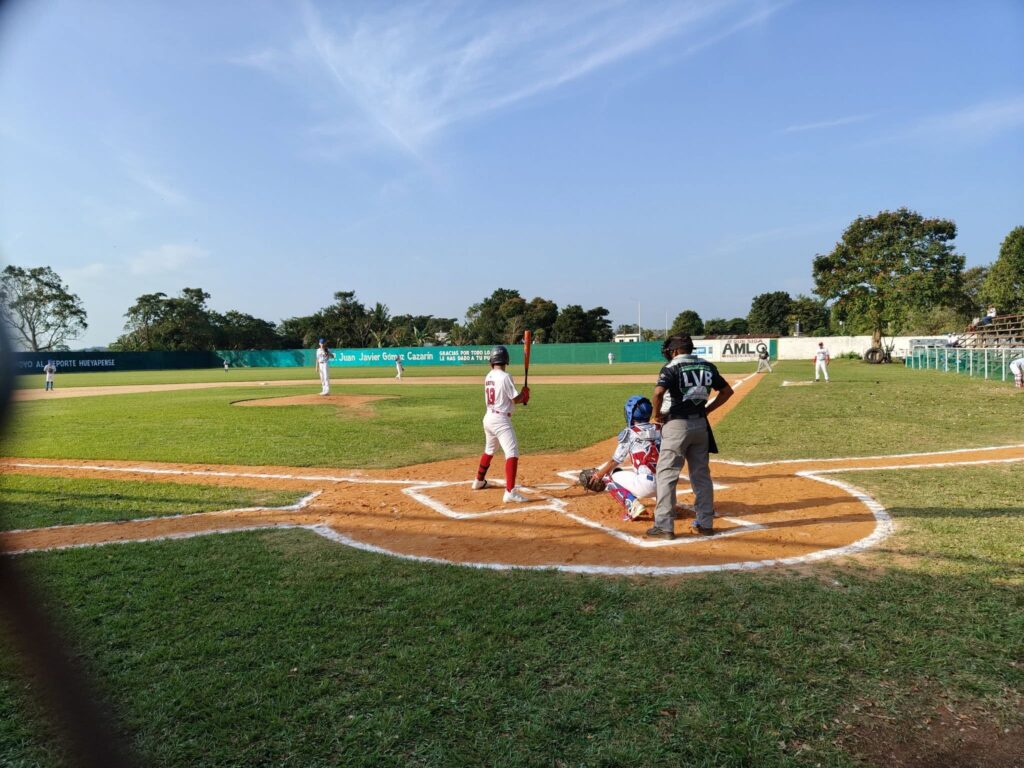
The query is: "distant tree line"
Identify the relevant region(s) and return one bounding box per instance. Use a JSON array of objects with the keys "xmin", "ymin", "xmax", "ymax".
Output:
[
  {"xmin": 3, "ymin": 216, "xmax": 1021, "ymax": 352},
  {"xmin": 102, "ymin": 287, "xmax": 611, "ymax": 352}
]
